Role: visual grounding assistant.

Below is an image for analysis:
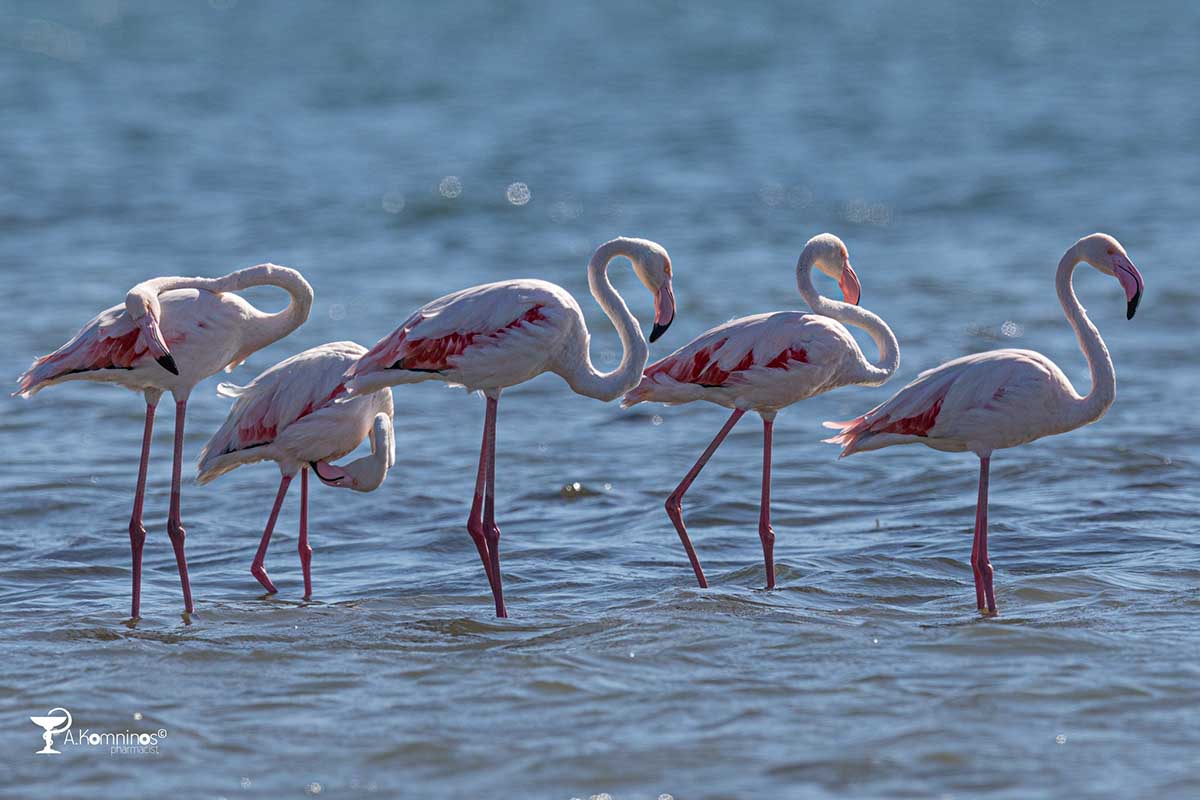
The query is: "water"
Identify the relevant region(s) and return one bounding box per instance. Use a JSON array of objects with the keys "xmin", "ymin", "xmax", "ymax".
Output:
[{"xmin": 2, "ymin": 1, "xmax": 1198, "ymax": 797}]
